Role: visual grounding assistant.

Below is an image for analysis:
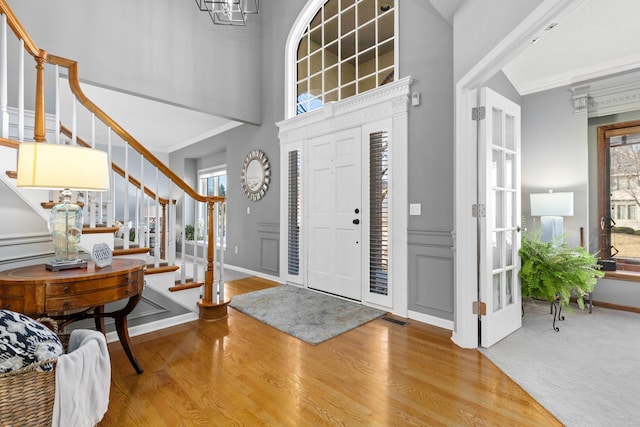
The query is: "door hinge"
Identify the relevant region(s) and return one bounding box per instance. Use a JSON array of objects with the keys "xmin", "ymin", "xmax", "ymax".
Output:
[
  {"xmin": 472, "ymin": 106, "xmax": 486, "ymax": 121},
  {"xmin": 472, "ymin": 204, "xmax": 486, "ymax": 218},
  {"xmin": 473, "ymin": 301, "xmax": 487, "ymax": 316}
]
